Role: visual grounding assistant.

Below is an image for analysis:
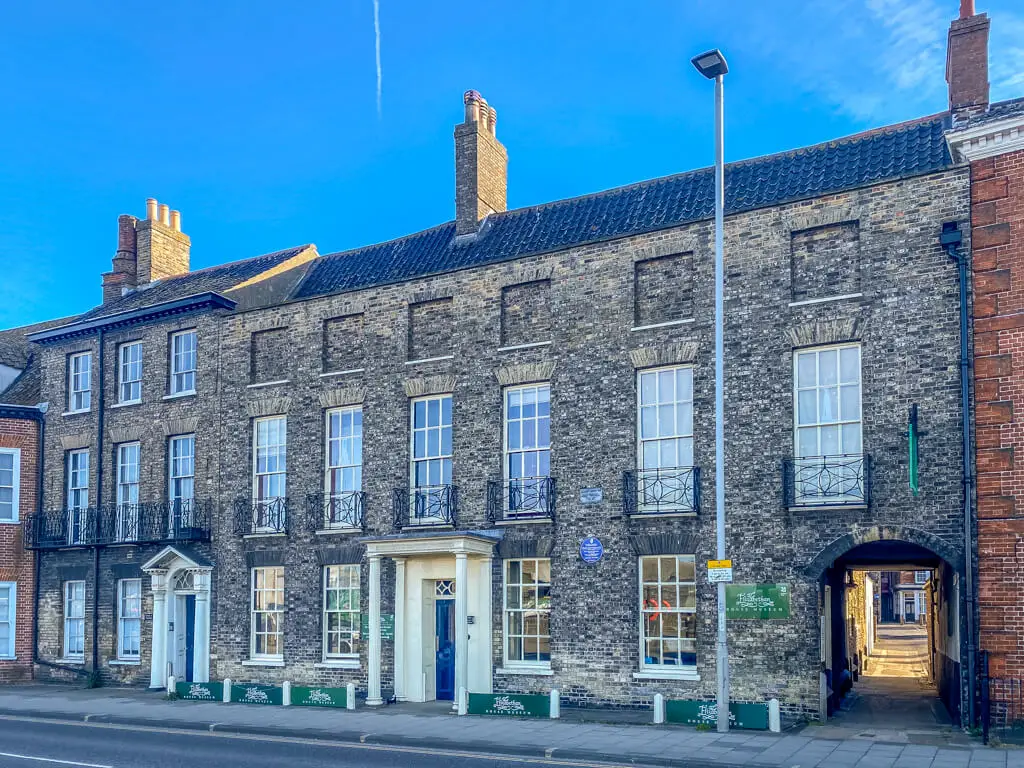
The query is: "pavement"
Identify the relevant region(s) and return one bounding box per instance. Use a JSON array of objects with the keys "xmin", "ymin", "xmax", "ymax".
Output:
[{"xmin": 0, "ymin": 668, "xmax": 1018, "ymax": 768}]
